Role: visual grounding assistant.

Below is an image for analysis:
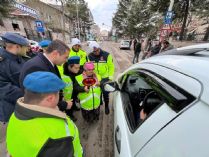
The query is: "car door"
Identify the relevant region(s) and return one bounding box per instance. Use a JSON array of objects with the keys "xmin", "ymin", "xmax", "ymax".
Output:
[{"xmin": 114, "ymin": 64, "xmax": 201, "ymax": 157}]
